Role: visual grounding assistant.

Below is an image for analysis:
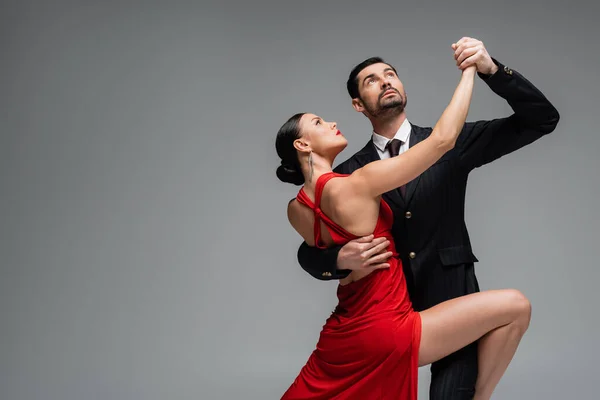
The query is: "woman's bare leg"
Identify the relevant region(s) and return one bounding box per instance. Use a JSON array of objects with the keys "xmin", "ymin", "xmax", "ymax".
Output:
[
  {"xmin": 418, "ymin": 289, "xmax": 531, "ymax": 400},
  {"xmin": 473, "ymin": 312, "xmax": 530, "ymax": 399}
]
